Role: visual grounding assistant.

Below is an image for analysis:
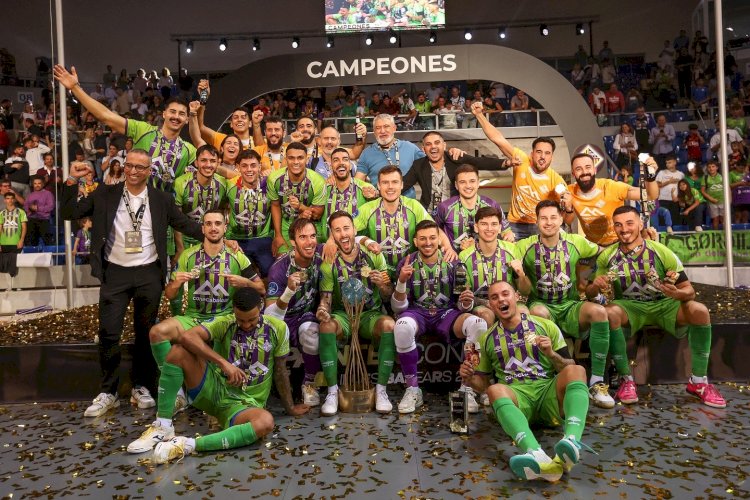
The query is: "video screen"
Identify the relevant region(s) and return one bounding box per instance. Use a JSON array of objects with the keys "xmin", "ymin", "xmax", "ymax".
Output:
[{"xmin": 325, "ymin": 0, "xmax": 446, "ymax": 33}]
